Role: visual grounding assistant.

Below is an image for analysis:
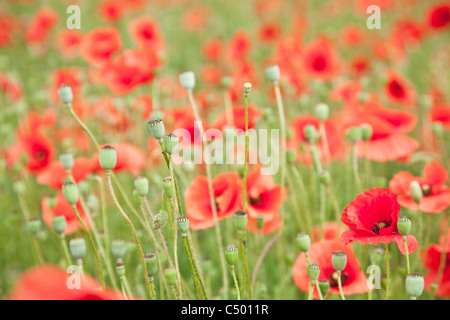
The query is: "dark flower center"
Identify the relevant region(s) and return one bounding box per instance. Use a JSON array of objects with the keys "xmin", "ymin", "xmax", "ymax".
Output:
[
  {"xmin": 249, "ymin": 196, "xmax": 262, "ymax": 206},
  {"xmin": 421, "ymin": 184, "xmax": 432, "ymax": 196},
  {"xmin": 389, "ymin": 80, "xmax": 405, "ymax": 98},
  {"xmin": 312, "ymin": 56, "xmax": 327, "ymax": 72},
  {"xmin": 372, "ymin": 219, "xmax": 392, "ymax": 234},
  {"xmin": 329, "ymin": 271, "xmax": 348, "ymax": 288}
]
